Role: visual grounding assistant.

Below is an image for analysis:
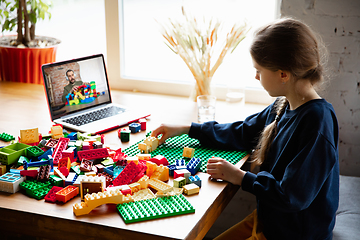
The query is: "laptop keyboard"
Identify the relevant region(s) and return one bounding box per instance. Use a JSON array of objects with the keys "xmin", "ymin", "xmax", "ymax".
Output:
[{"xmin": 63, "ymin": 106, "xmax": 126, "ymax": 126}]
